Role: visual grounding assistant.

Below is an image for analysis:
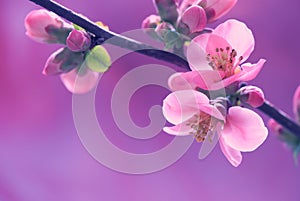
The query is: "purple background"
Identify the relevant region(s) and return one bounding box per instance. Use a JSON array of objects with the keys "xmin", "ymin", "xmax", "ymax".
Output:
[{"xmin": 1, "ymin": 0, "xmax": 300, "ymax": 200}]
